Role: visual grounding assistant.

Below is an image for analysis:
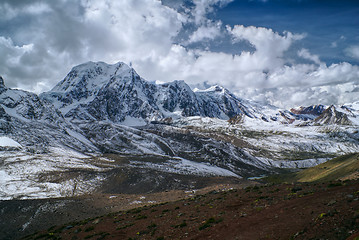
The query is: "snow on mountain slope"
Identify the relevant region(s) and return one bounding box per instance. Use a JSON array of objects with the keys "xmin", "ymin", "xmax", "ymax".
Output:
[
  {"xmin": 172, "ymin": 116, "xmax": 359, "ymax": 167},
  {"xmin": 0, "ymin": 148, "xmax": 106, "ymax": 200},
  {"xmin": 41, "ymin": 62, "xmax": 160, "ymax": 122},
  {"xmin": 41, "ymin": 61, "xmax": 359, "ymax": 127},
  {"xmin": 1, "ymin": 60, "xmax": 358, "ymax": 200},
  {"xmin": 41, "ymin": 61, "xmax": 272, "ymax": 124},
  {"xmin": 314, "ymin": 105, "xmax": 352, "ymax": 125},
  {"xmin": 0, "ymin": 137, "xmax": 21, "ymax": 147},
  {"xmin": 0, "ymin": 78, "xmax": 98, "ymax": 152}
]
